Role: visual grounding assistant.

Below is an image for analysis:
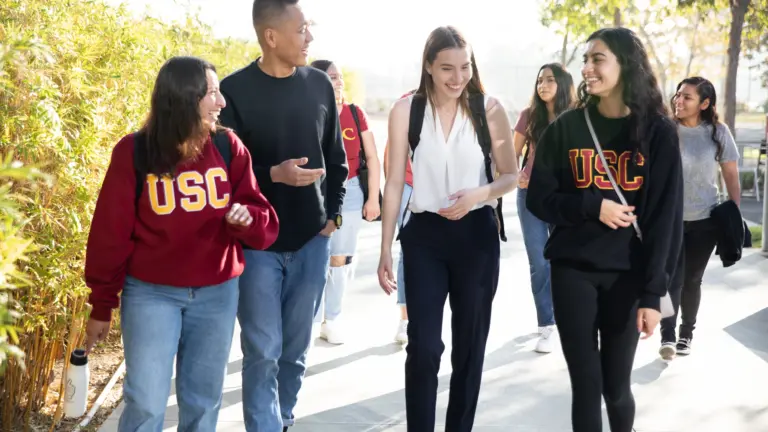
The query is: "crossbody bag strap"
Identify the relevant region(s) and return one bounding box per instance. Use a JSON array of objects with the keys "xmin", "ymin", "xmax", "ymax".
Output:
[{"xmin": 583, "ymin": 108, "xmax": 643, "ymax": 242}]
